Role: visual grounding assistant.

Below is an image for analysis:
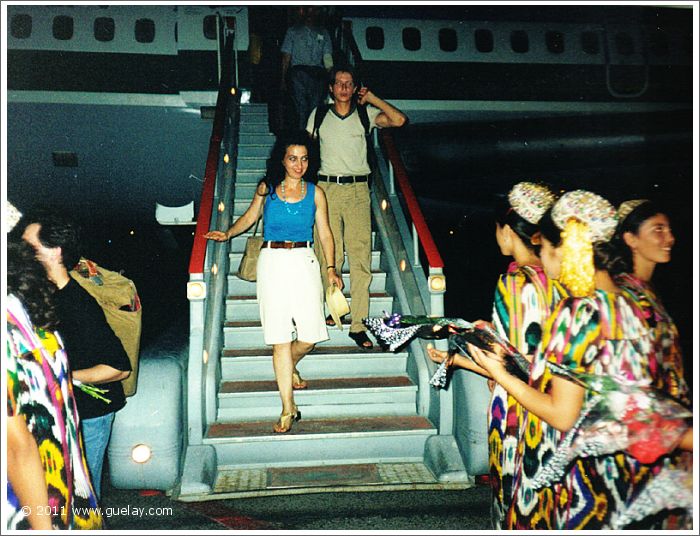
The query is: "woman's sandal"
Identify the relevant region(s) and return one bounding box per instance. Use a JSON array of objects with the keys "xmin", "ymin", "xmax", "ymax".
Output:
[
  {"xmin": 292, "ymin": 369, "xmax": 308, "ymax": 390},
  {"xmin": 349, "ymin": 331, "xmax": 374, "ymax": 350},
  {"xmin": 325, "ymin": 314, "xmax": 336, "ymax": 326},
  {"xmin": 273, "ymin": 406, "xmax": 301, "ymax": 433}
]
